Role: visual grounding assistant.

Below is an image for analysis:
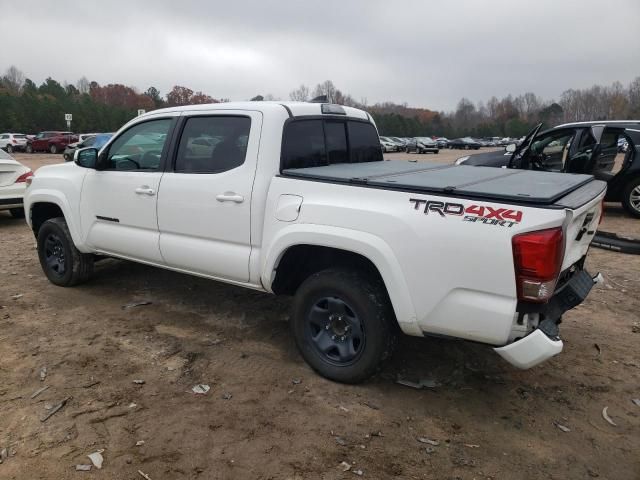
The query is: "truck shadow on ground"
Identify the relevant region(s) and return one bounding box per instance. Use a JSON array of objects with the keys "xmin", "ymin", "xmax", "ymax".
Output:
[{"xmin": 83, "ymin": 257, "xmax": 511, "ymax": 393}]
